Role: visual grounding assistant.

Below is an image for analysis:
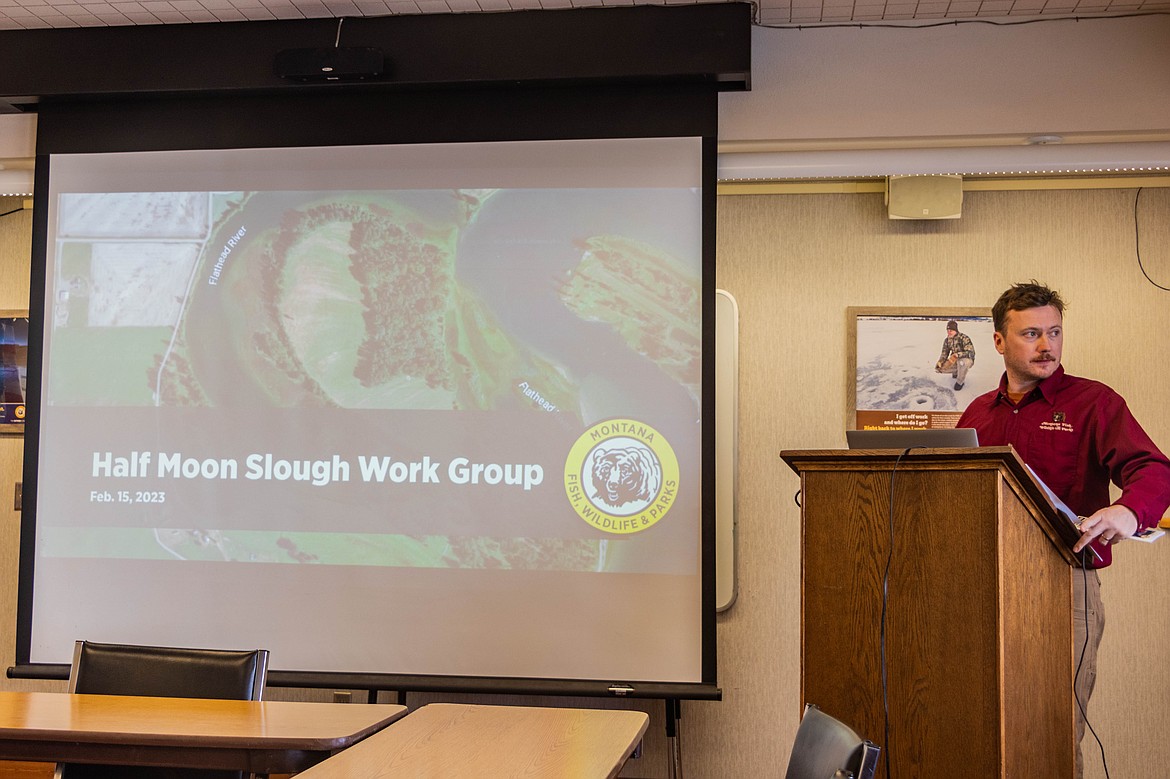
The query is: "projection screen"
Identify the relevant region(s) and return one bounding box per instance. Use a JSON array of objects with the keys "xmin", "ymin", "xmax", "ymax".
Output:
[{"xmin": 19, "ymin": 134, "xmax": 713, "ymax": 694}]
